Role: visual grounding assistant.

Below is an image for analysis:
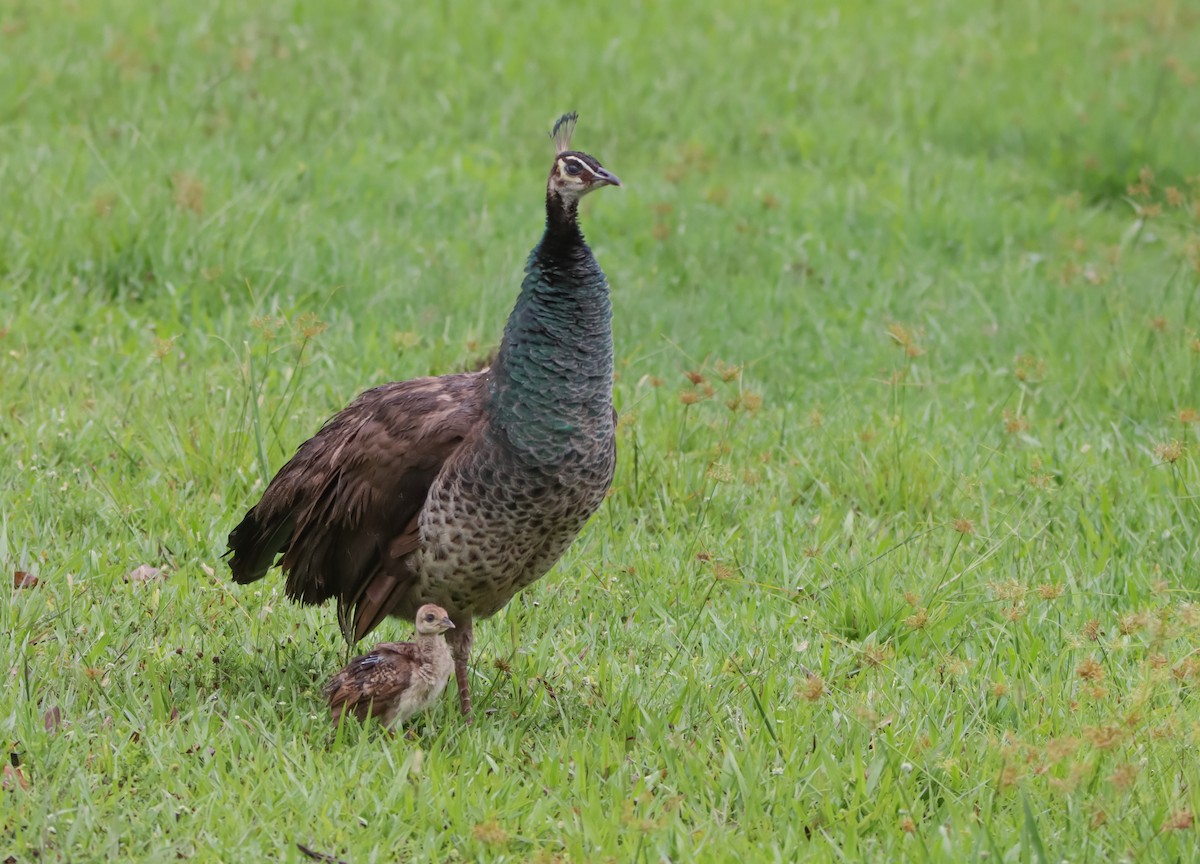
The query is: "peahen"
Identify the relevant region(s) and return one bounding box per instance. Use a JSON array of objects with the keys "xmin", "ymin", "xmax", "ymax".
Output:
[{"xmin": 227, "ymin": 113, "xmax": 620, "ymax": 719}]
